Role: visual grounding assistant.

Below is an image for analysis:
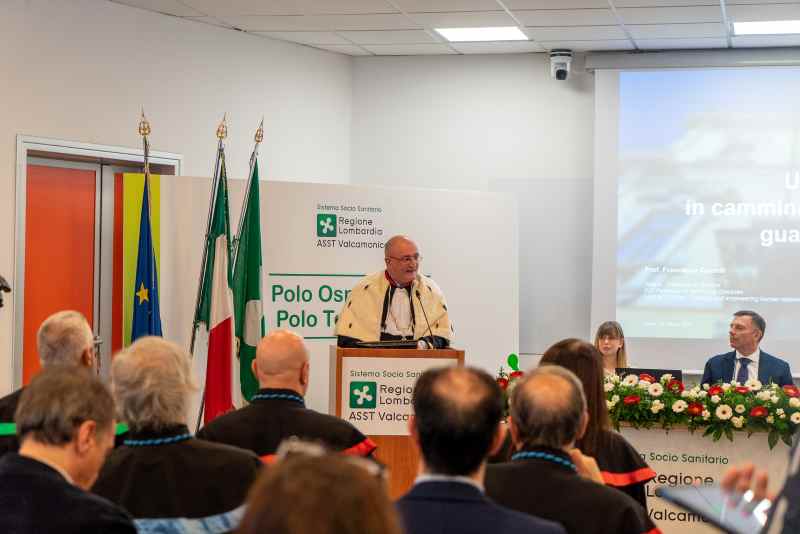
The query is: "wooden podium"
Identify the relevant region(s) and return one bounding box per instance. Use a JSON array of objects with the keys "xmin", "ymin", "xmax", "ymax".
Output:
[{"xmin": 330, "ymin": 347, "xmax": 464, "ymax": 498}]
